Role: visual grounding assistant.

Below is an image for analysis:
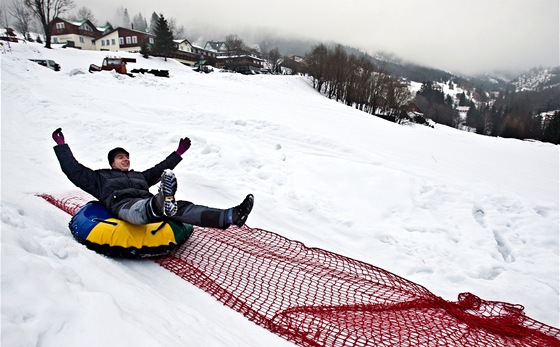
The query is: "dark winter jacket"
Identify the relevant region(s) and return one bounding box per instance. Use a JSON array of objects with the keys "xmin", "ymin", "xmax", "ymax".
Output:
[{"xmin": 54, "ymin": 144, "xmax": 182, "ymax": 215}]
